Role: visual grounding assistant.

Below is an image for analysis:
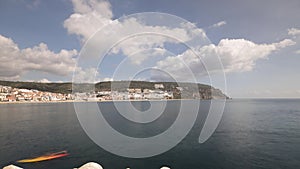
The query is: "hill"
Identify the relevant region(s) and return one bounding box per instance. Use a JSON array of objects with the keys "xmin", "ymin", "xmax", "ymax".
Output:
[{"xmin": 0, "ymin": 80, "xmax": 228, "ymax": 99}]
